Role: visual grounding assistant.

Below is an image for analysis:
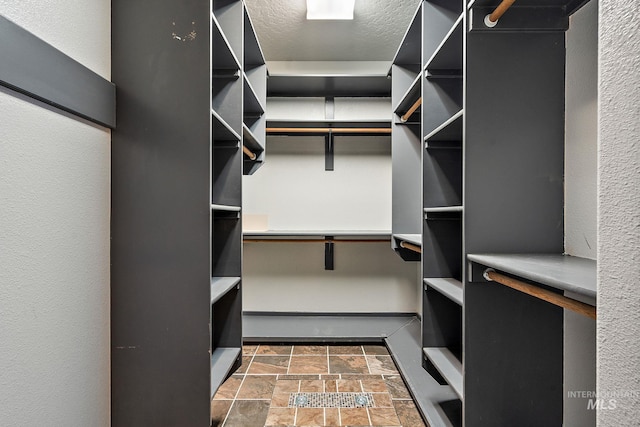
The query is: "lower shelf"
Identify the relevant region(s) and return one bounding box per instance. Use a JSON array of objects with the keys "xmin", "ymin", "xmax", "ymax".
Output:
[
  {"xmin": 424, "ymin": 278, "xmax": 463, "ymax": 306},
  {"xmin": 210, "ymin": 347, "xmax": 241, "ymax": 398},
  {"xmin": 423, "ymin": 347, "xmax": 463, "ymax": 400}
]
